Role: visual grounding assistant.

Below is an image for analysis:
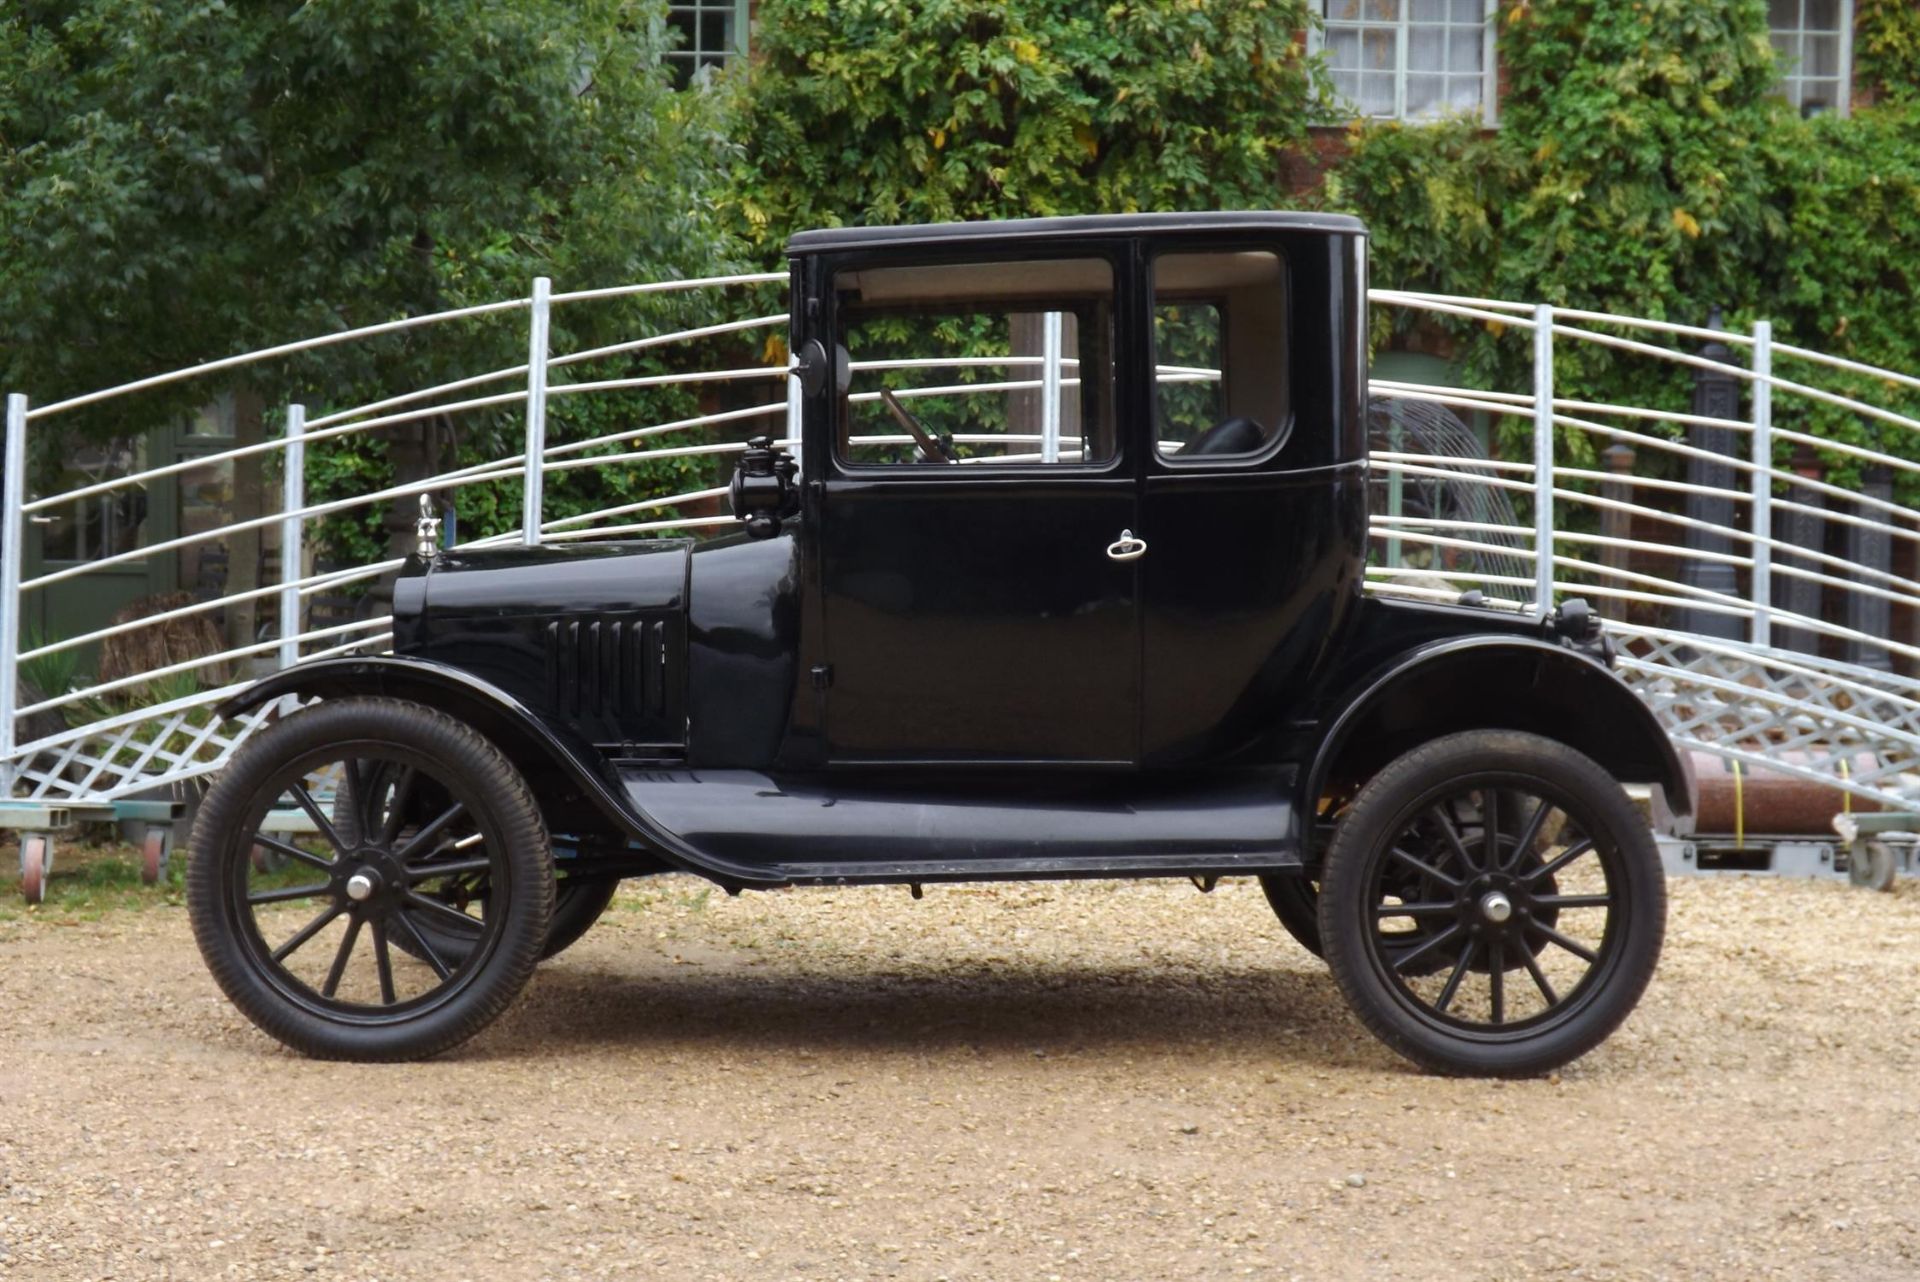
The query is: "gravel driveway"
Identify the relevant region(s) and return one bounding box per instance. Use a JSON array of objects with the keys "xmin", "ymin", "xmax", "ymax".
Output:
[{"xmin": 1, "ymin": 873, "xmax": 1916, "ymax": 1281}]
